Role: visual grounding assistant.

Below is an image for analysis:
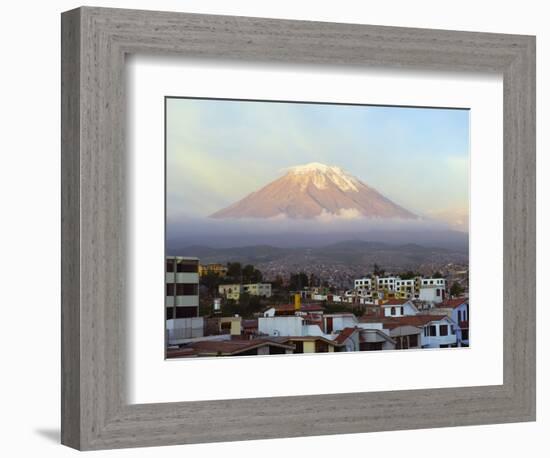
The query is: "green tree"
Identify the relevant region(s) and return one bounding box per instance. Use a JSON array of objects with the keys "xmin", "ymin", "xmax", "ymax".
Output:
[
  {"xmin": 289, "ymin": 272, "xmax": 309, "ymax": 290},
  {"xmin": 226, "ymin": 262, "xmax": 242, "ymax": 282},
  {"xmin": 450, "ymin": 281, "xmax": 464, "ymax": 297},
  {"xmin": 242, "ymin": 264, "xmax": 263, "ymax": 283},
  {"xmin": 200, "ymin": 271, "xmax": 222, "ymax": 295},
  {"xmin": 399, "ymin": 270, "xmax": 418, "ymax": 280},
  {"xmin": 272, "ymin": 275, "xmax": 284, "ymax": 289}
]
